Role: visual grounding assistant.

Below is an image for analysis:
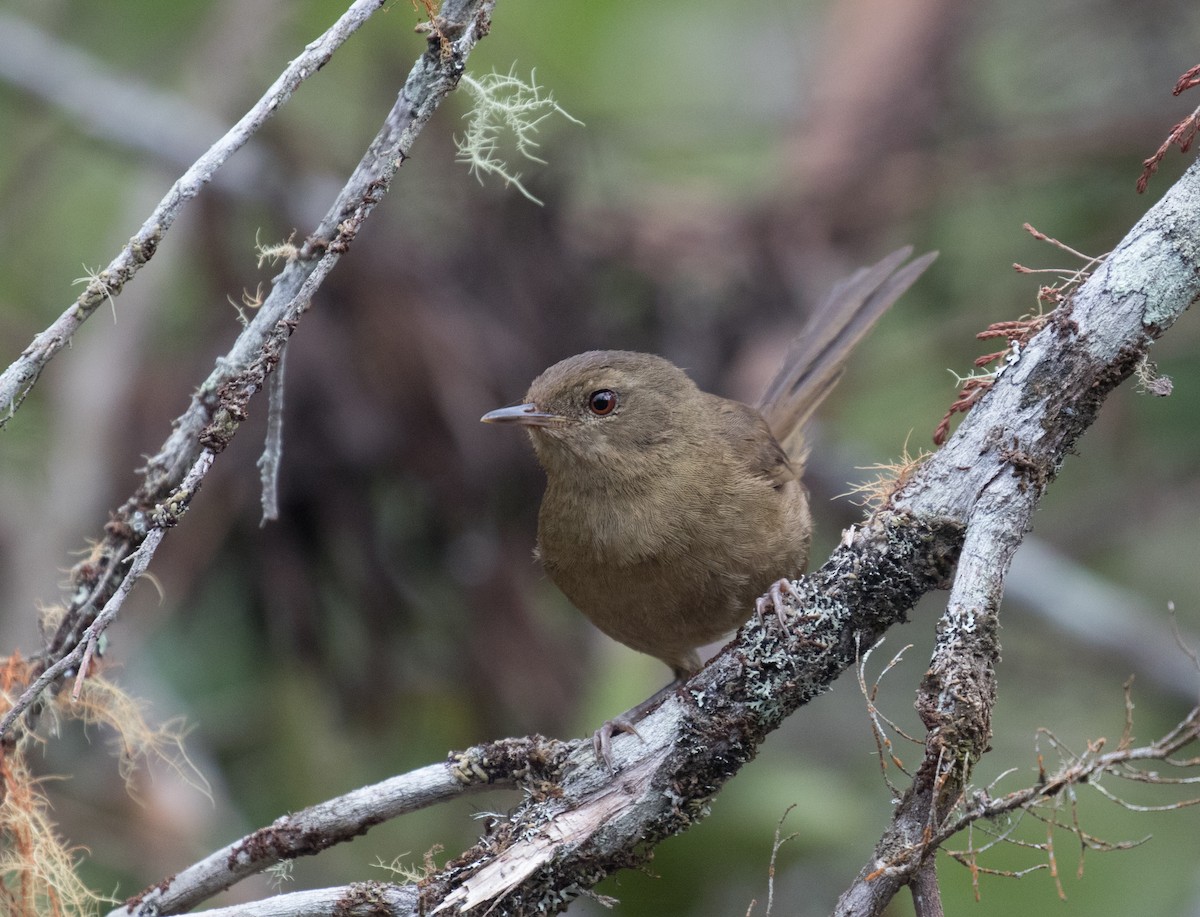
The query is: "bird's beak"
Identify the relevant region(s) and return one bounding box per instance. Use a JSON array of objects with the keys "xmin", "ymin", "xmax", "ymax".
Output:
[{"xmin": 480, "ymin": 403, "xmax": 566, "ymax": 427}]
